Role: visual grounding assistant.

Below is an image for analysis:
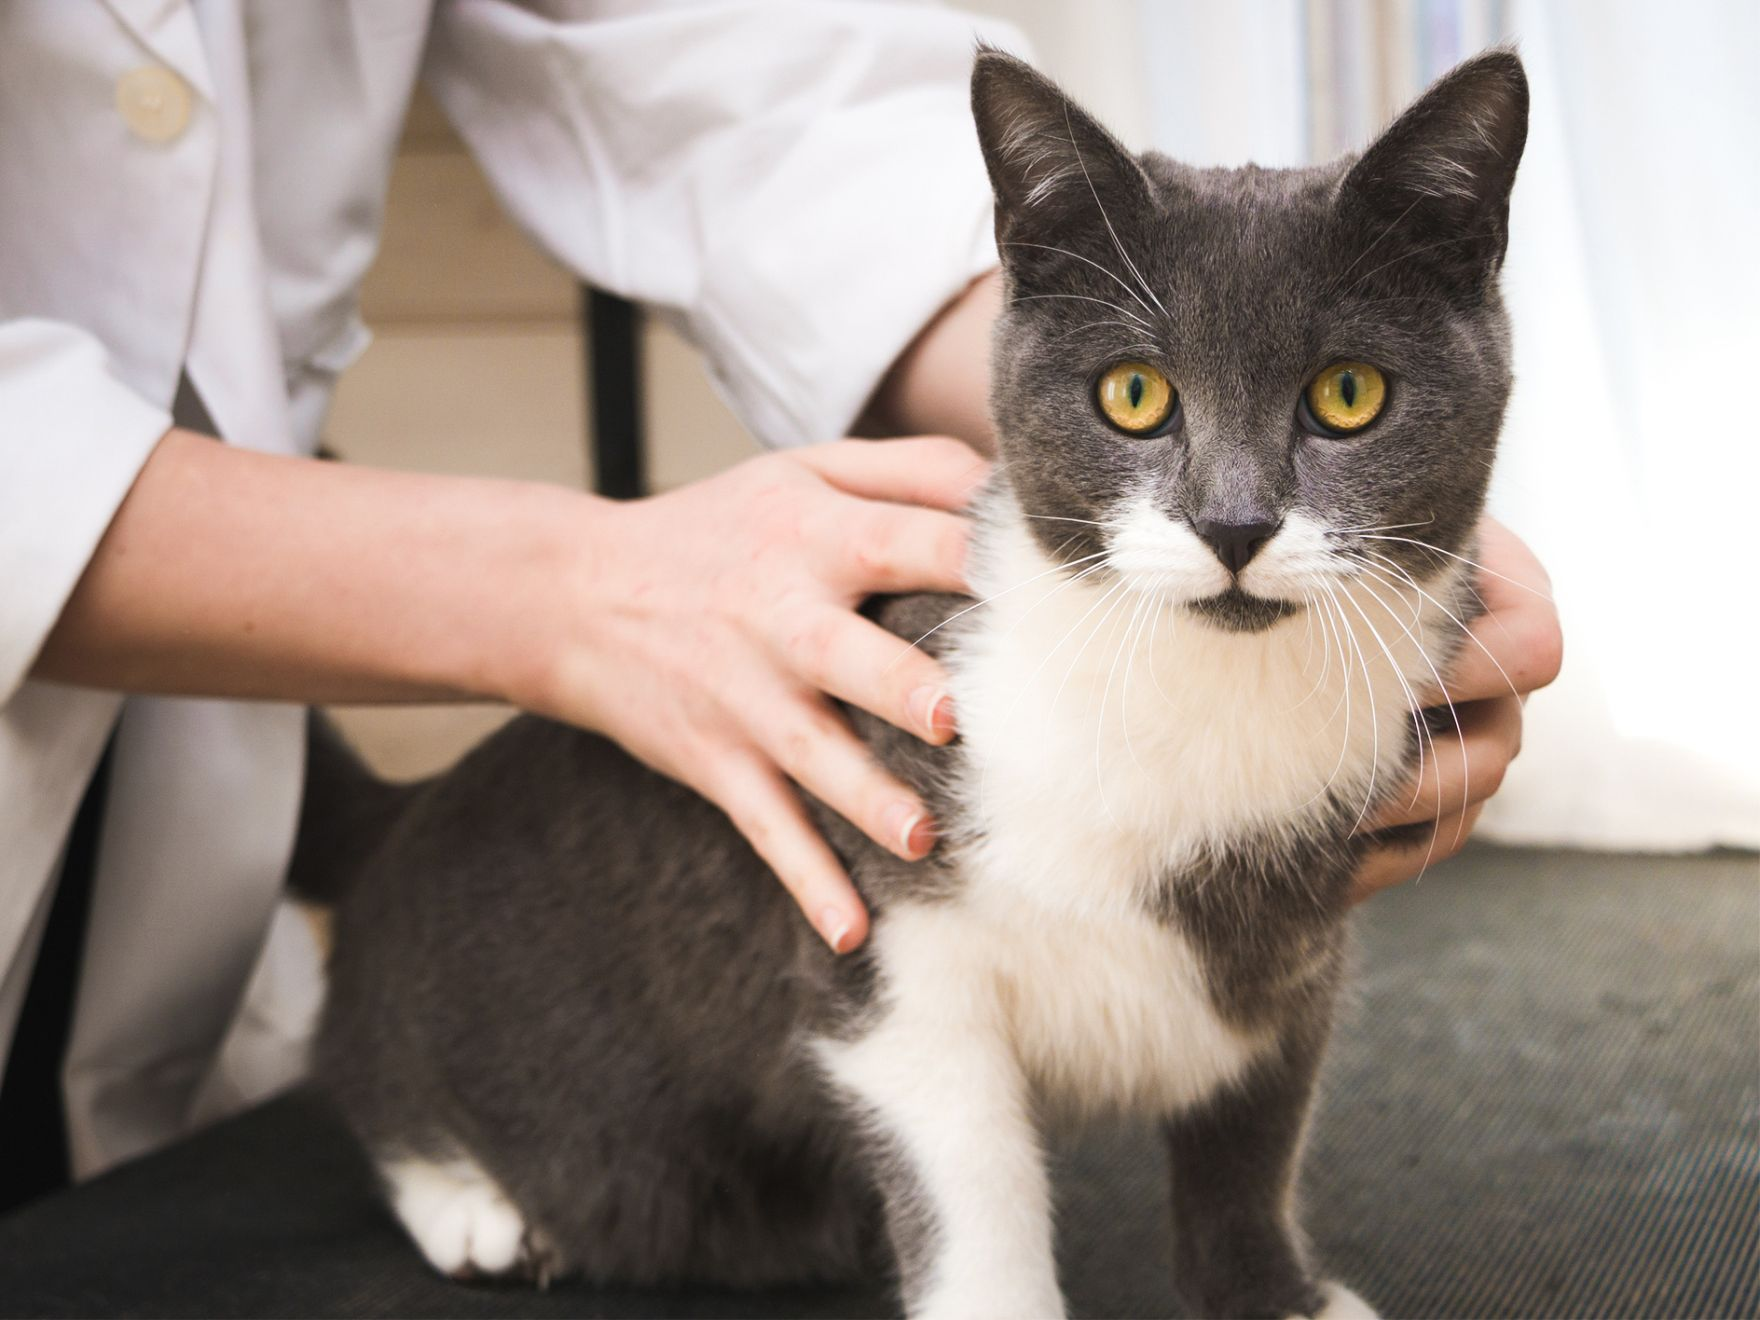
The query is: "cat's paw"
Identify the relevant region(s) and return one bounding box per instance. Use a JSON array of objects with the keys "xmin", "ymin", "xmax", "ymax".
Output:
[
  {"xmin": 382, "ymin": 1154, "xmax": 531, "ymax": 1279},
  {"xmin": 1288, "ymin": 1281, "xmax": 1379, "ymax": 1320}
]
